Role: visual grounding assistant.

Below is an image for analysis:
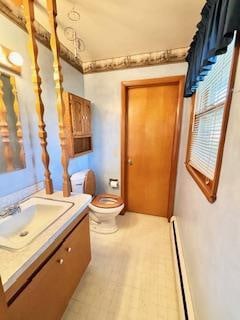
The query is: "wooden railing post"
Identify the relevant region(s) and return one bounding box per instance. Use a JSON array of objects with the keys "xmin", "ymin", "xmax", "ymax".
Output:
[
  {"xmin": 46, "ymin": 0, "xmax": 71, "ymax": 197},
  {"xmin": 23, "ymin": 0, "xmax": 53, "ymax": 194},
  {"xmin": 0, "ymin": 76, "xmax": 14, "ymax": 172},
  {"xmin": 10, "ymin": 76, "xmax": 25, "ymax": 168}
]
